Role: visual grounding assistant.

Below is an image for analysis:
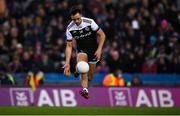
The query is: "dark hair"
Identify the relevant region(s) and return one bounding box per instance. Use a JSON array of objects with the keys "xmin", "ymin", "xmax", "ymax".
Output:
[{"xmin": 69, "ymin": 6, "xmax": 82, "ymax": 16}]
